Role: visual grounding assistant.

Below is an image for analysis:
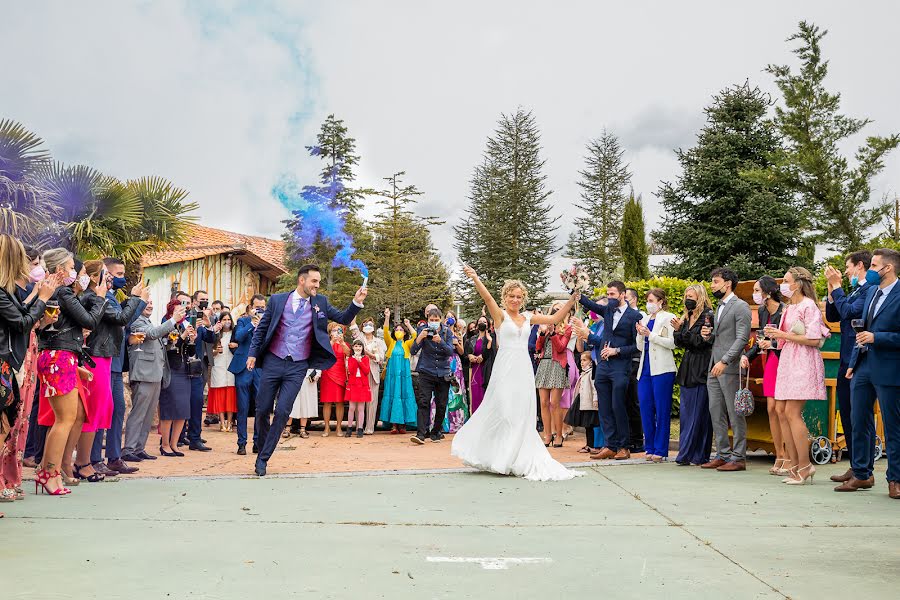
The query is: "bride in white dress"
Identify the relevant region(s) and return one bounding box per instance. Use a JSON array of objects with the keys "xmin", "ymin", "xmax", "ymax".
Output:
[{"xmin": 451, "ymin": 266, "xmax": 584, "ymax": 481}]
